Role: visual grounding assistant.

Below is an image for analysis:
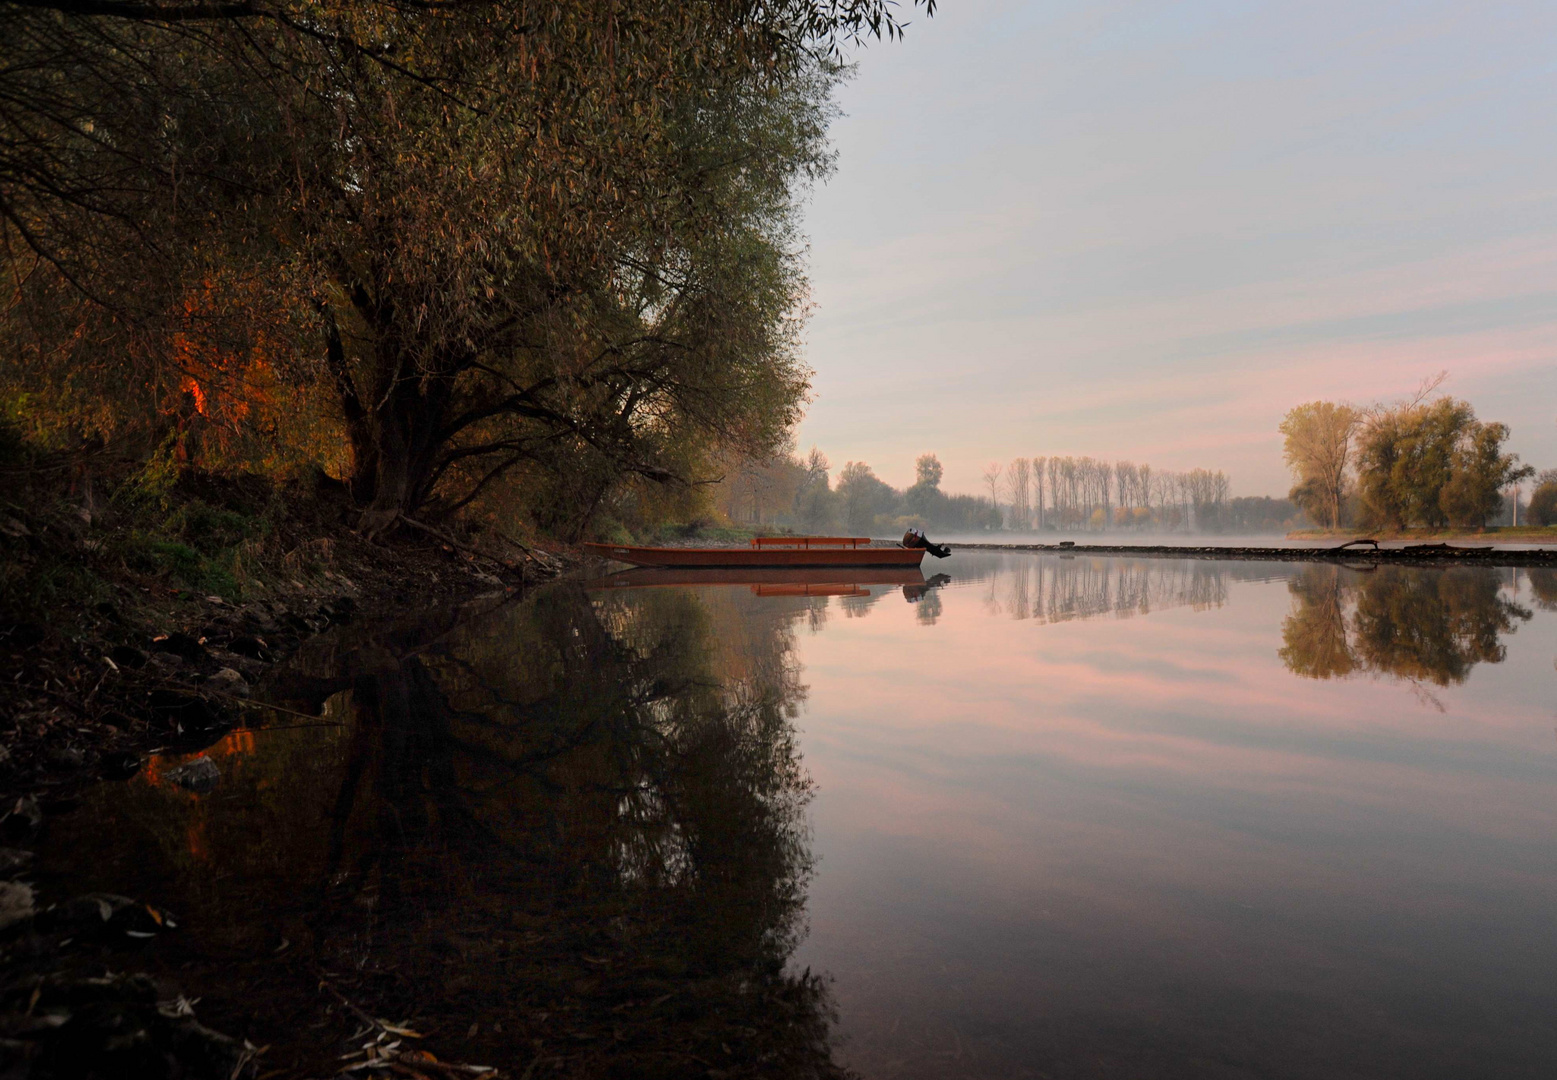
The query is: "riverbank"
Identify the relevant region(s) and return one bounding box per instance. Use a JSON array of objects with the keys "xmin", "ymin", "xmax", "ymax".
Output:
[
  {"xmin": 1289, "ymin": 526, "xmax": 1557, "ymax": 543},
  {"xmin": 947, "ymin": 539, "xmax": 1557, "ymax": 566},
  {"xmin": 1, "ymin": 470, "xmax": 569, "ymax": 808},
  {"xmin": 0, "ymin": 466, "xmax": 571, "ymax": 1078}
]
